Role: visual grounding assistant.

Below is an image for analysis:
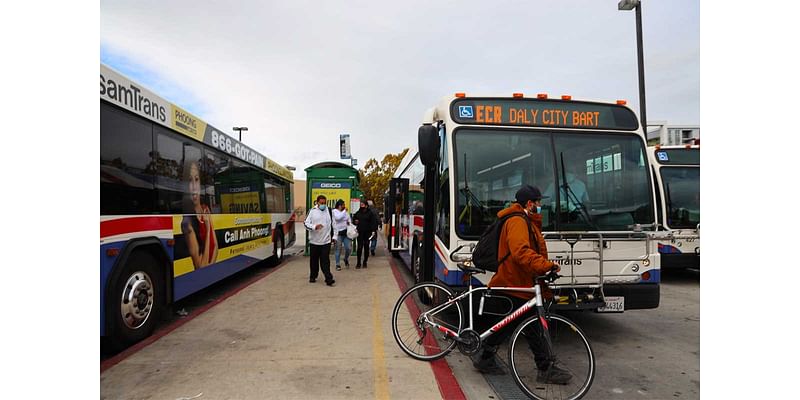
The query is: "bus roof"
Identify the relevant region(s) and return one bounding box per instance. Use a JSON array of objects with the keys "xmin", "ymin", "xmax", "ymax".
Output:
[{"xmin": 100, "ymin": 63, "xmax": 294, "ymax": 183}]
